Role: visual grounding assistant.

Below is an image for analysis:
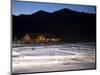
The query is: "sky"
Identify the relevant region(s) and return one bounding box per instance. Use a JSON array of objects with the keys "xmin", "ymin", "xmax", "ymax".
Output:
[{"xmin": 12, "ymin": 1, "xmax": 96, "ymax": 16}]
